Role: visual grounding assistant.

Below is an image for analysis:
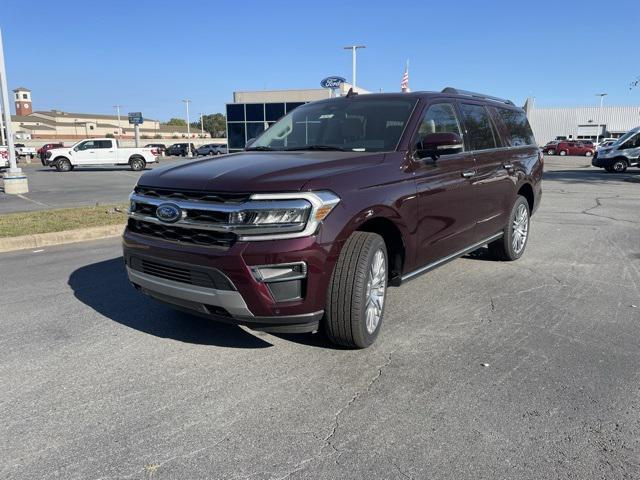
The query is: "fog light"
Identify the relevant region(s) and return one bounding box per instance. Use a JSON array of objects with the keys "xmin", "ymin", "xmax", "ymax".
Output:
[{"xmin": 250, "ymin": 262, "xmax": 307, "ymax": 283}]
